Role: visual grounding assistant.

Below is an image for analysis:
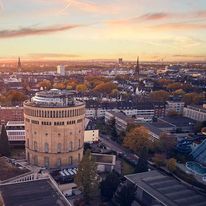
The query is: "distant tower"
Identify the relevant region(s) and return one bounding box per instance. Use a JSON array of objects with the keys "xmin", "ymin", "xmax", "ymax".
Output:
[
  {"xmin": 135, "ymin": 56, "xmax": 140, "ymax": 76},
  {"xmin": 118, "ymin": 58, "xmax": 123, "ymax": 65},
  {"xmin": 17, "ymin": 57, "xmax": 22, "ymax": 72}
]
